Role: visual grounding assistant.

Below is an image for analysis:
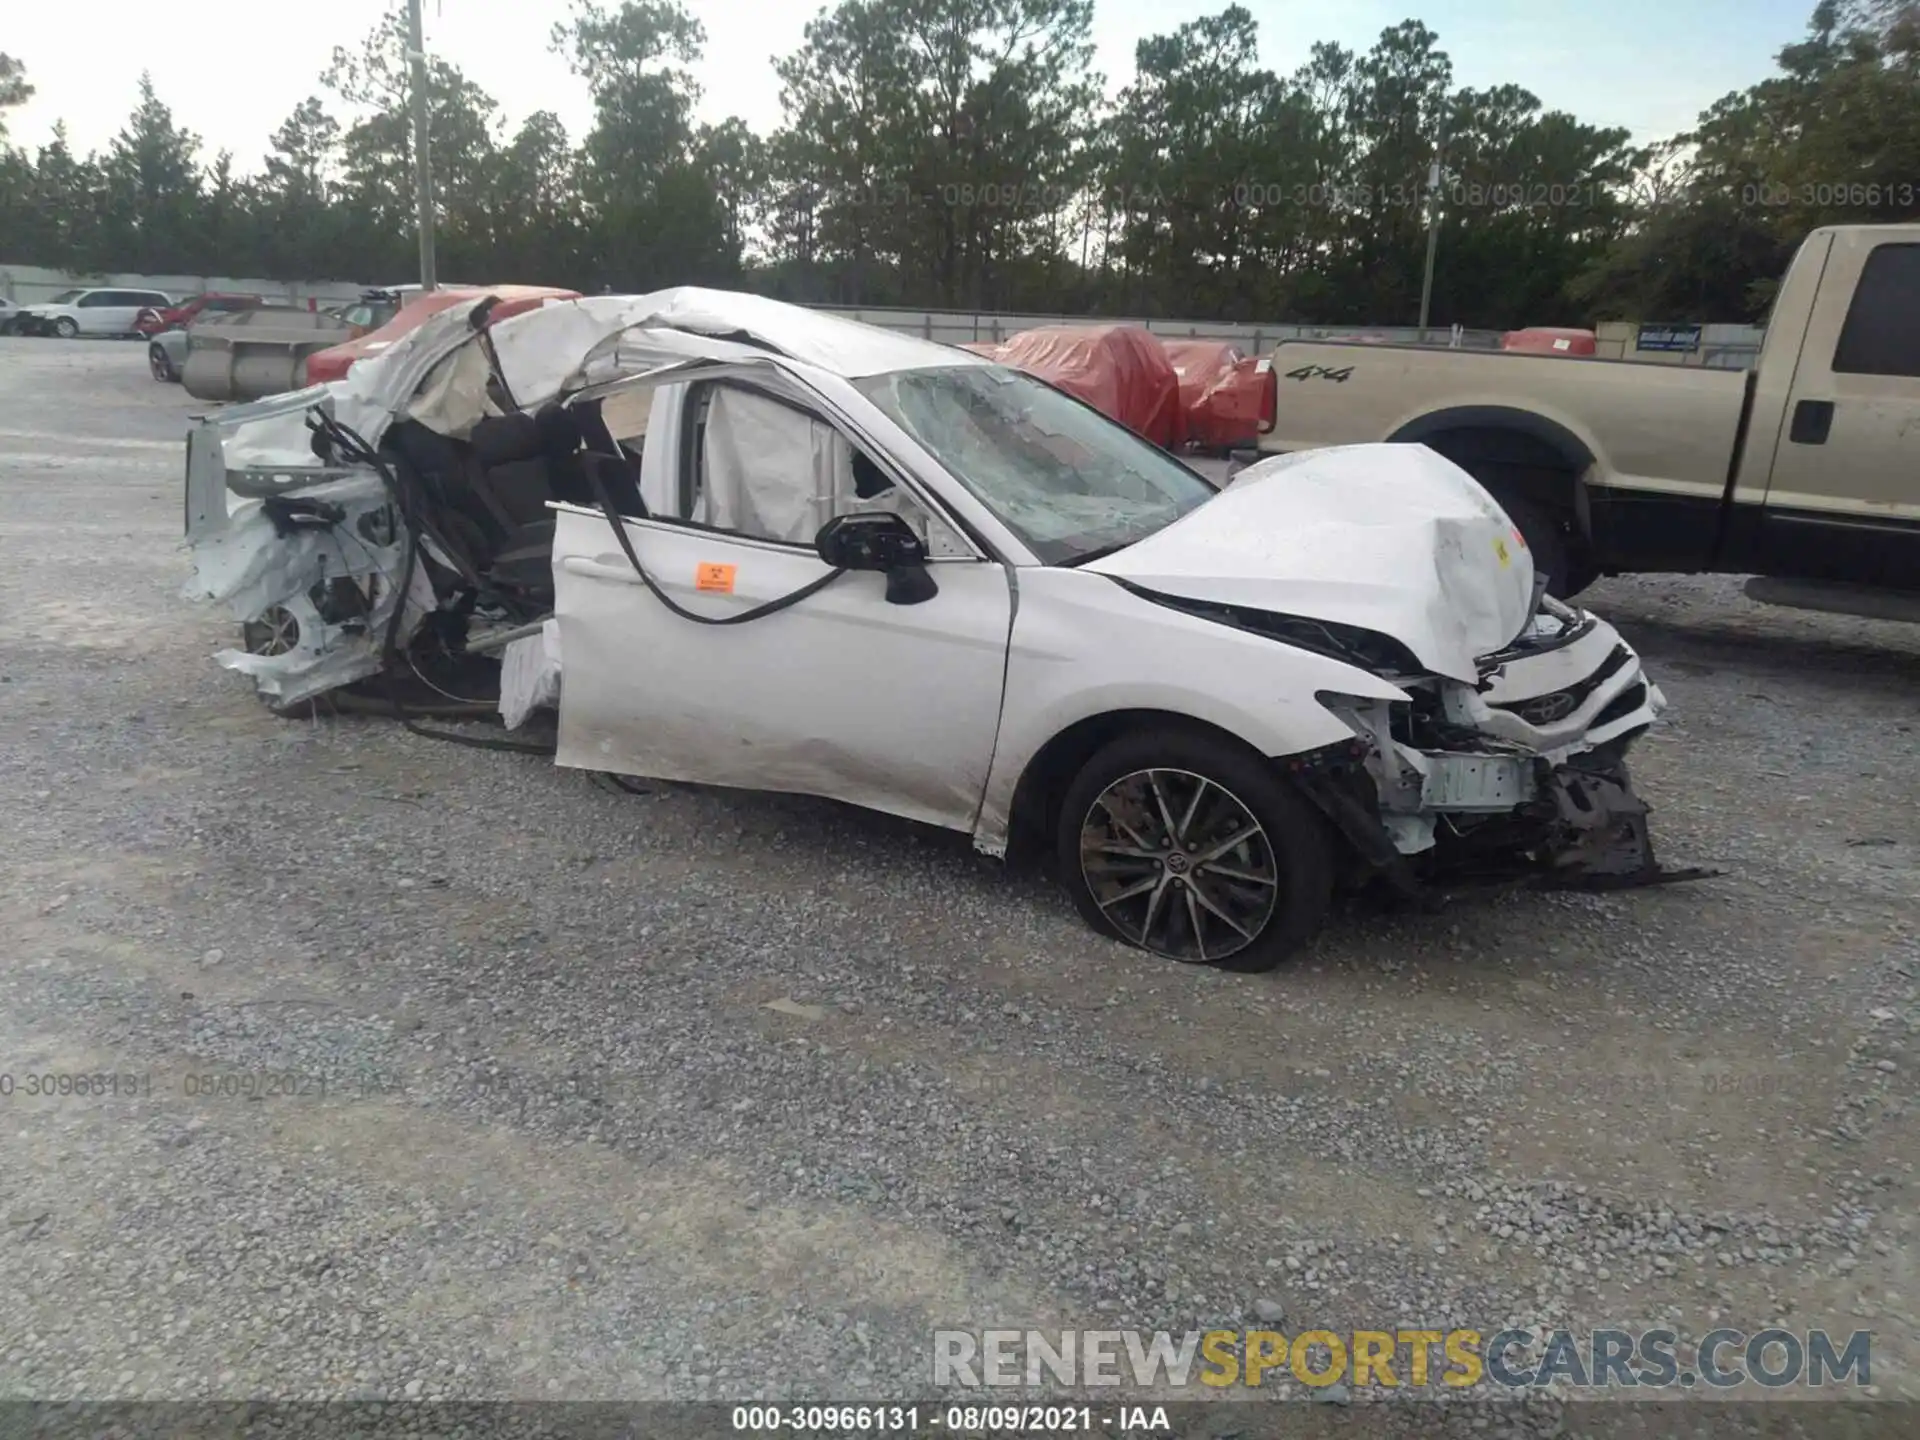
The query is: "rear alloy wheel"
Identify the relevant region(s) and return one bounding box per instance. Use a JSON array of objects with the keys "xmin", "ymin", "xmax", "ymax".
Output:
[
  {"xmin": 52, "ymin": 317, "xmax": 79, "ymax": 340},
  {"xmin": 242, "ymin": 608, "xmax": 300, "ymax": 660},
  {"xmin": 240, "ymin": 610, "xmax": 321, "ymax": 719},
  {"xmin": 1057, "ymin": 729, "xmax": 1334, "ymax": 972},
  {"xmin": 148, "ymin": 343, "xmax": 177, "ymax": 382}
]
